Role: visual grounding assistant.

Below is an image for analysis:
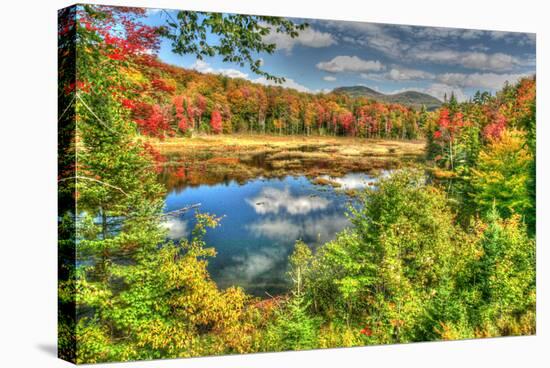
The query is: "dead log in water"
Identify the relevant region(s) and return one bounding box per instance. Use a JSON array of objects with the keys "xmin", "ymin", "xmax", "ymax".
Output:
[{"xmin": 160, "ymin": 203, "xmax": 202, "ymax": 218}]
